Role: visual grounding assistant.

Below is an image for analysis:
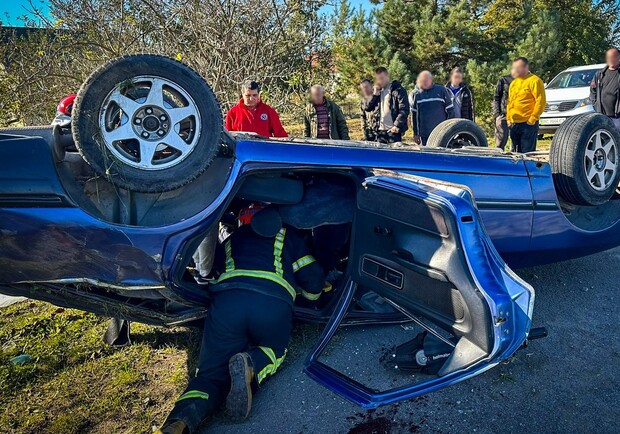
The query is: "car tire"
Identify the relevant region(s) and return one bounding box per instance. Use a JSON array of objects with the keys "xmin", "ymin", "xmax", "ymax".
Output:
[
  {"xmin": 72, "ymin": 54, "xmax": 222, "ymax": 193},
  {"xmin": 426, "ymin": 119, "xmax": 488, "ymax": 149},
  {"xmin": 550, "ymin": 113, "xmax": 620, "ymax": 206}
]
